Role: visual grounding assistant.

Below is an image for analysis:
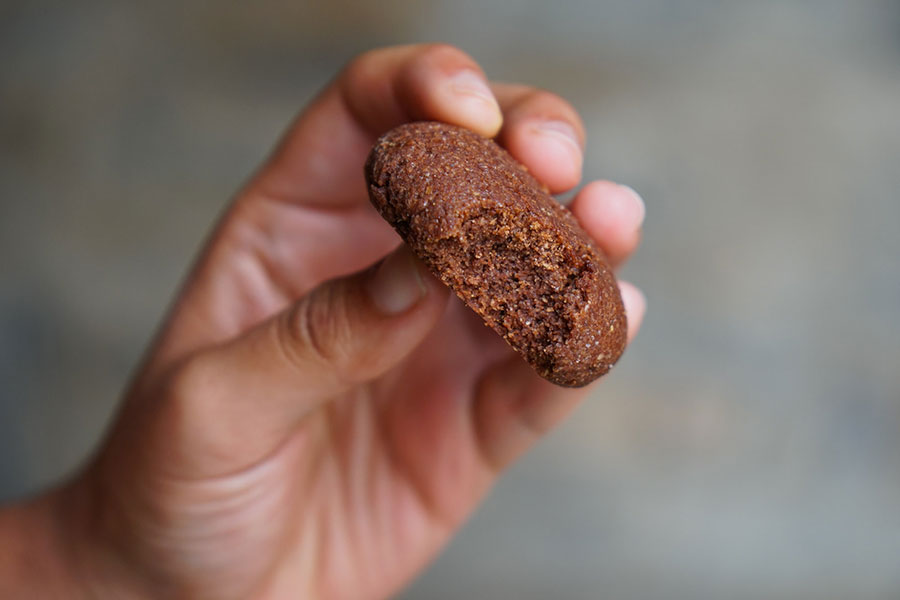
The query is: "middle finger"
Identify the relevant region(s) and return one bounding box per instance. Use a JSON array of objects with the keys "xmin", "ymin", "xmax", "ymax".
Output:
[{"xmin": 491, "ymin": 82, "xmax": 586, "ymax": 194}]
